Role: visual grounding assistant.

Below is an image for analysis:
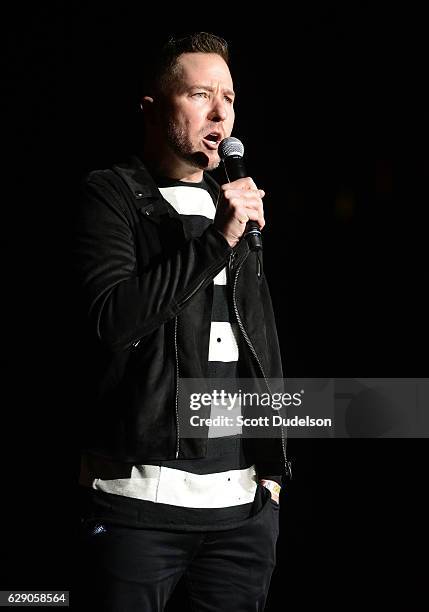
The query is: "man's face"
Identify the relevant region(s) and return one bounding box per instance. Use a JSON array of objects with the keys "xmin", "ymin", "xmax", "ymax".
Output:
[{"xmin": 162, "ymin": 52, "xmax": 235, "ymax": 171}]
